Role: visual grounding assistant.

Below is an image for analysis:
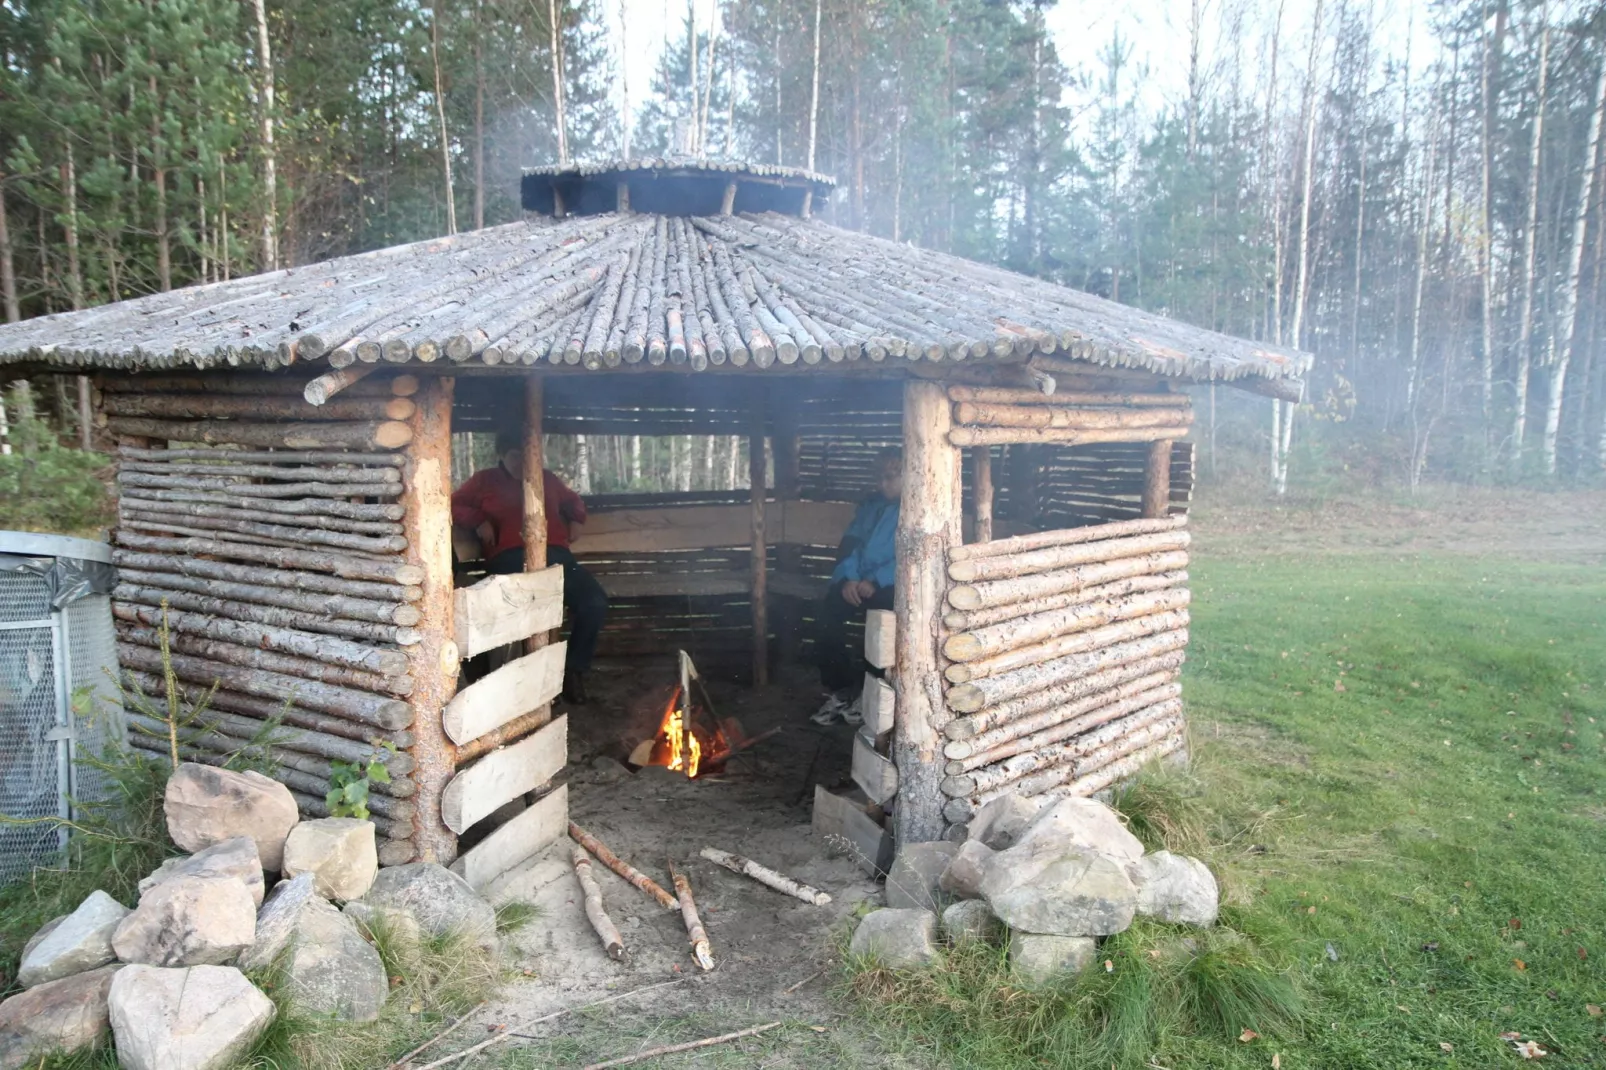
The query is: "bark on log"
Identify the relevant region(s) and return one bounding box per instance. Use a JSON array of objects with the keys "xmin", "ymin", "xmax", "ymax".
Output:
[
  {"xmin": 948, "ymin": 514, "xmax": 1186, "ymax": 563},
  {"xmin": 522, "ymin": 377, "xmax": 549, "ymax": 660},
  {"xmin": 953, "ymin": 402, "xmax": 1193, "ymax": 430},
  {"xmin": 285, "ymin": 788, "xmax": 402, "ymax": 837},
  {"xmin": 118, "ymin": 460, "xmax": 403, "ymax": 485},
  {"xmin": 948, "ymin": 530, "xmax": 1191, "ymax": 583},
  {"xmin": 116, "ymin": 622, "xmax": 412, "ymax": 696},
  {"xmin": 115, "ymin": 583, "xmax": 419, "ymax": 646},
  {"xmin": 943, "ymin": 651, "xmax": 1186, "ymax": 742},
  {"xmin": 117, "ymin": 497, "xmax": 404, "ymax": 538},
  {"xmin": 1043, "ymin": 734, "xmax": 1186, "ymax": 802},
  {"xmin": 105, "ymin": 416, "xmax": 413, "ymax": 451},
  {"xmin": 668, "ymin": 861, "xmax": 714, "ymax": 971},
  {"xmin": 945, "ymin": 629, "xmax": 1190, "ymax": 714},
  {"xmin": 1141, "ymin": 440, "xmax": 1173, "ymax": 519},
  {"xmin": 892, "ymin": 379, "xmax": 961, "ymax": 845},
  {"xmin": 113, "ymin": 550, "xmax": 419, "ymax": 605},
  {"xmin": 119, "ymin": 505, "xmax": 409, "ymax": 555},
  {"xmin": 112, "ymin": 600, "xmax": 410, "ymax": 675},
  {"xmin": 972, "ymin": 446, "xmax": 993, "ymax": 544},
  {"xmin": 947, "ymin": 549, "xmax": 1190, "ymax": 611},
  {"xmin": 116, "ymin": 567, "xmax": 419, "ymax": 626},
  {"xmin": 573, "ymin": 846, "xmax": 626, "ymax": 960},
  {"xmin": 947, "ymin": 386, "xmax": 1183, "ymax": 407},
  {"xmin": 115, "ymin": 486, "xmax": 405, "ymax": 521},
  {"xmin": 945, "ymin": 590, "xmax": 1192, "ymax": 667},
  {"xmin": 945, "ymin": 609, "xmax": 1188, "ymax": 685},
  {"xmin": 946, "ymin": 672, "xmax": 1180, "ymax": 763},
  {"xmin": 949, "ymin": 425, "xmax": 1191, "ymax": 448},
  {"xmin": 304, "ymin": 364, "xmax": 378, "ymax": 405},
  {"xmin": 118, "ymin": 470, "xmax": 403, "ymax": 499},
  {"xmin": 101, "ymin": 373, "xmax": 402, "ymax": 399},
  {"xmin": 102, "ymin": 392, "xmax": 415, "ymax": 423},
  {"xmin": 113, "ymin": 531, "xmax": 425, "ymax": 584},
  {"xmin": 378, "ymin": 838, "xmax": 417, "ymax": 866},
  {"xmin": 453, "ymin": 708, "xmax": 551, "ymax": 765},
  {"xmin": 972, "ymin": 712, "xmax": 1185, "ymax": 804},
  {"xmin": 122, "ymin": 670, "xmax": 413, "ymax": 748},
  {"xmin": 567, "ymin": 823, "xmax": 677, "ymax": 909},
  {"xmin": 119, "ymin": 445, "xmax": 405, "ymax": 466},
  {"xmin": 698, "ymin": 847, "xmax": 831, "ymax": 905},
  {"xmin": 943, "ymin": 570, "xmax": 1186, "ymax": 632}
]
